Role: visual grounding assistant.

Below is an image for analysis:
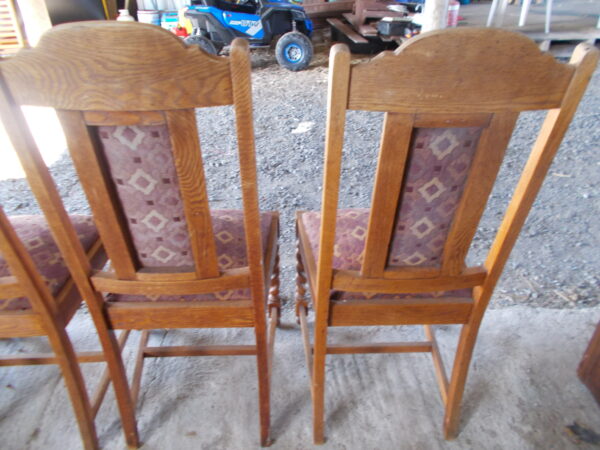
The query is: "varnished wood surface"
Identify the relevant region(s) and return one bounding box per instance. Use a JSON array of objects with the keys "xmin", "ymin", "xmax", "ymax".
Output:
[
  {"xmin": 1, "ymin": 22, "xmax": 233, "ymax": 110},
  {"xmin": 348, "ymin": 28, "xmax": 575, "ymax": 113},
  {"xmin": 295, "ymin": 30, "xmax": 598, "ymax": 444}
]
